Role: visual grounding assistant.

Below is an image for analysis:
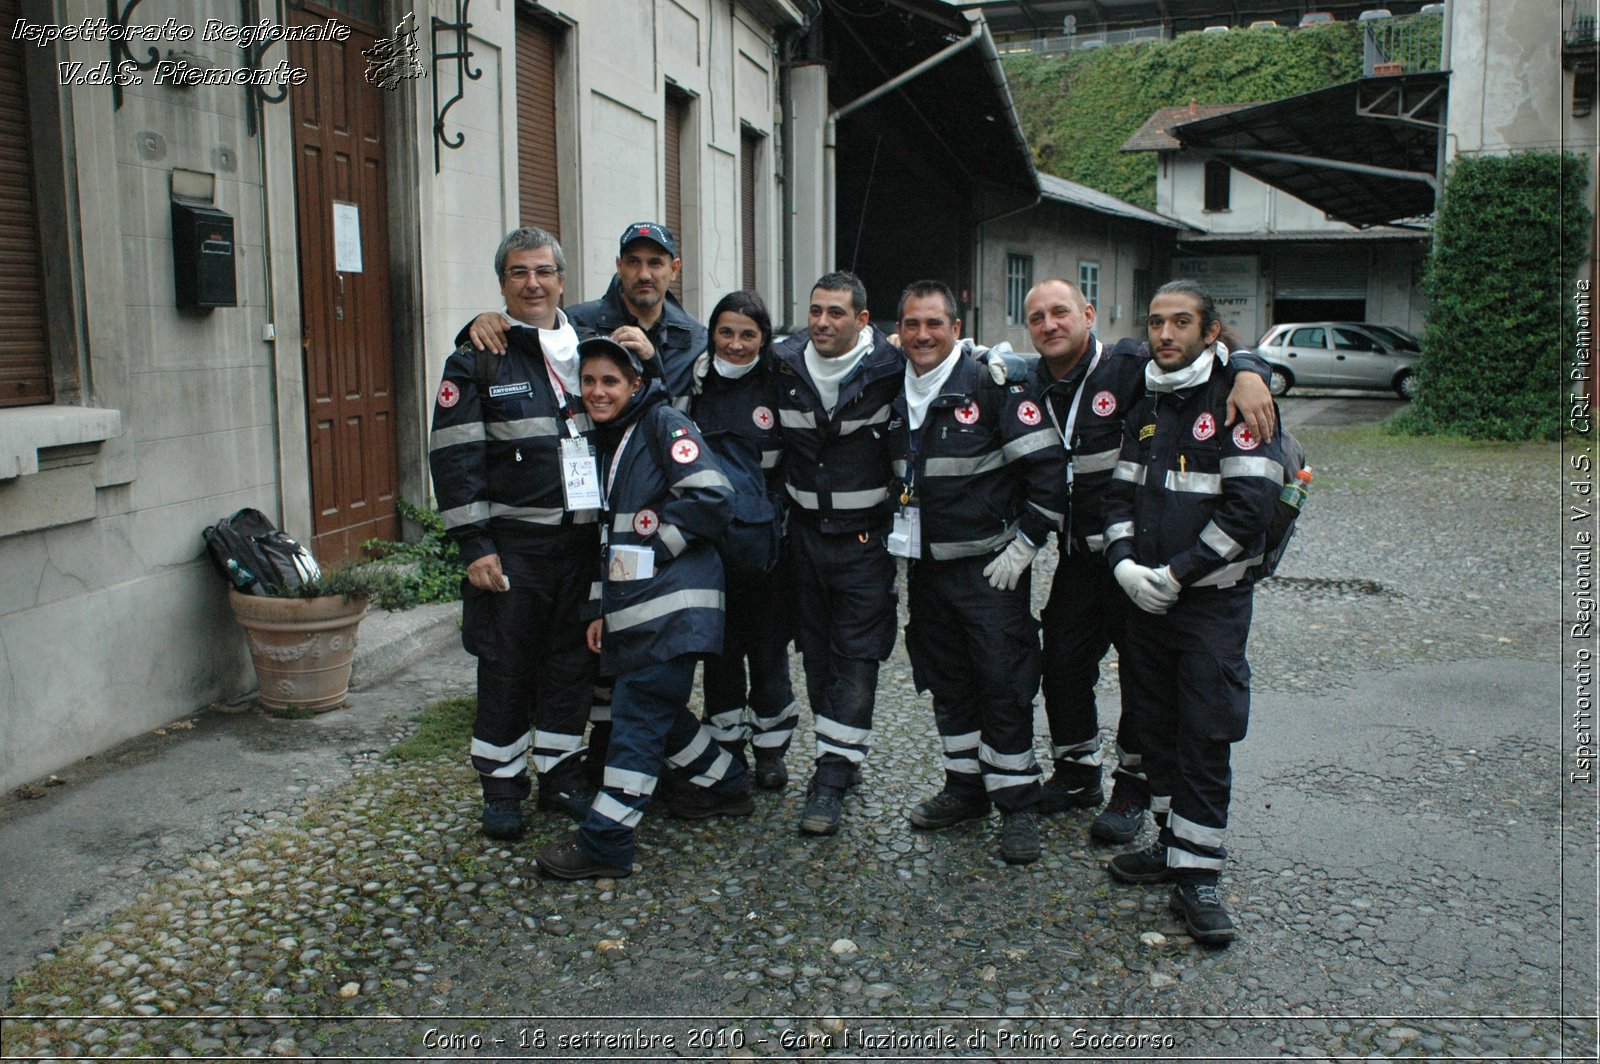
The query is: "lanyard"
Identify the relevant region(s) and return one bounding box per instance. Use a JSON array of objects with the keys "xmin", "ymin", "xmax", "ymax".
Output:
[
  {"xmin": 543, "ymin": 359, "xmax": 584, "ymax": 439},
  {"xmin": 602, "ymin": 424, "xmax": 638, "ymax": 510},
  {"xmin": 899, "ymin": 426, "xmax": 924, "ymax": 504},
  {"xmin": 1045, "ymin": 337, "xmax": 1105, "ymax": 459}
]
